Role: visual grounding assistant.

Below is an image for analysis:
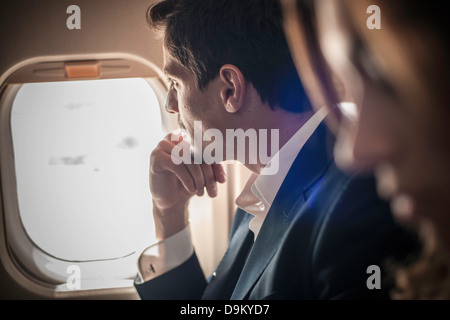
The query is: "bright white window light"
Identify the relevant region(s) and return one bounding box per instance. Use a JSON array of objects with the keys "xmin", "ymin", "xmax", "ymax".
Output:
[{"xmin": 11, "ymin": 78, "xmax": 162, "ymax": 265}]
